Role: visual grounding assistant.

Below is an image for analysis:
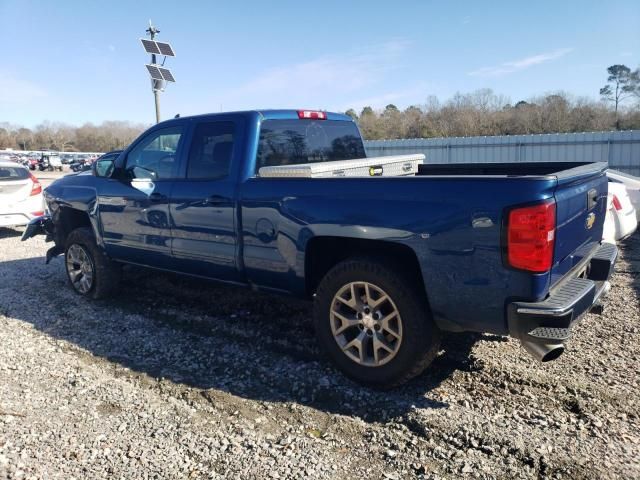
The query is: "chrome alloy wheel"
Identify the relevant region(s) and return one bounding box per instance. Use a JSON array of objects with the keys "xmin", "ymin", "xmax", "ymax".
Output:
[
  {"xmin": 330, "ymin": 281, "xmax": 403, "ymax": 367},
  {"xmin": 66, "ymin": 244, "xmax": 95, "ymax": 294}
]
